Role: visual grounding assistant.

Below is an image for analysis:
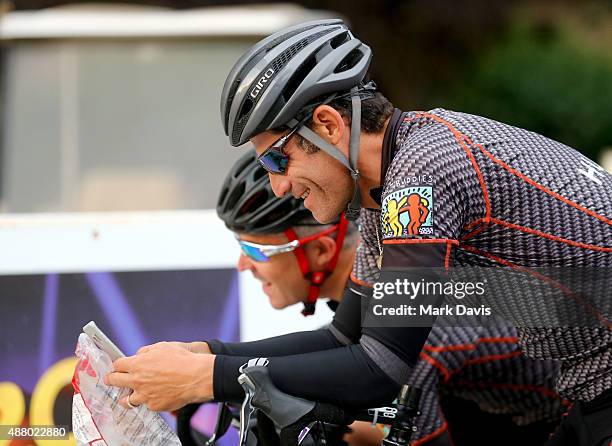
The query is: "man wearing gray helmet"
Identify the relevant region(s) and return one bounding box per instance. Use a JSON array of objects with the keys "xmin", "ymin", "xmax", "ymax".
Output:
[
  {"xmin": 218, "ymin": 19, "xmax": 612, "ymax": 445},
  {"xmin": 220, "ymin": 155, "xmax": 566, "ymax": 446},
  {"xmin": 106, "ymin": 19, "xmax": 611, "ymax": 445},
  {"xmin": 183, "ymin": 153, "xmax": 564, "ymax": 446}
]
